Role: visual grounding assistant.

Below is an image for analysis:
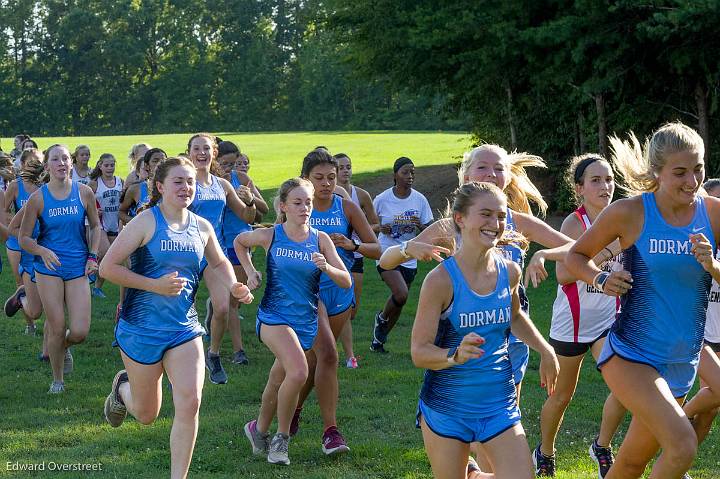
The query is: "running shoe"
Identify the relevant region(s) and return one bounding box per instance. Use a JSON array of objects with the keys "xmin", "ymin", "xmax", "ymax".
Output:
[
  {"xmin": 38, "ymin": 352, "xmax": 49, "ymax": 362},
  {"xmin": 267, "ymin": 433, "xmax": 290, "ymax": 465},
  {"xmin": 372, "ymin": 311, "xmax": 389, "ymax": 344},
  {"xmin": 346, "ymin": 356, "xmax": 359, "ymax": 369},
  {"xmin": 532, "ymin": 444, "xmax": 556, "ymax": 477},
  {"xmin": 205, "ymin": 349, "xmax": 227, "ymax": 384},
  {"xmin": 370, "ymin": 340, "xmax": 388, "ymax": 354},
  {"xmin": 4, "ymin": 285, "xmax": 25, "ymax": 317},
  {"xmin": 91, "ymin": 287, "xmax": 107, "ymax": 298},
  {"xmin": 104, "ymin": 370, "xmax": 128, "ymax": 427},
  {"xmin": 63, "ymin": 348, "xmax": 74, "ymax": 375},
  {"xmin": 25, "ymin": 324, "xmax": 36, "ymax": 336},
  {"xmin": 683, "ymin": 474, "xmax": 693, "ymax": 479},
  {"xmin": 204, "ymin": 297, "xmax": 213, "ymax": 339},
  {"xmin": 232, "ymin": 350, "xmax": 249, "ymax": 365},
  {"xmin": 589, "ymin": 438, "xmax": 614, "ymax": 478},
  {"xmin": 289, "ymin": 408, "xmax": 302, "ymax": 437},
  {"xmin": 244, "ymin": 419, "xmax": 270, "ymax": 455},
  {"xmin": 48, "ymin": 381, "xmax": 65, "ymax": 394},
  {"xmin": 321, "ymin": 426, "xmax": 350, "ymax": 455}
]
